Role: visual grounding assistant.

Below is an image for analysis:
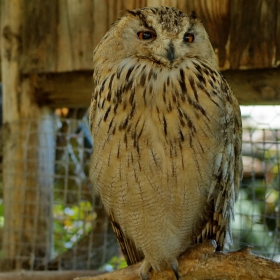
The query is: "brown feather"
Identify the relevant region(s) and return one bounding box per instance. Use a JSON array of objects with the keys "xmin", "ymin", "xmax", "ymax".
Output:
[{"xmin": 109, "ymin": 212, "xmax": 144, "ymax": 265}]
